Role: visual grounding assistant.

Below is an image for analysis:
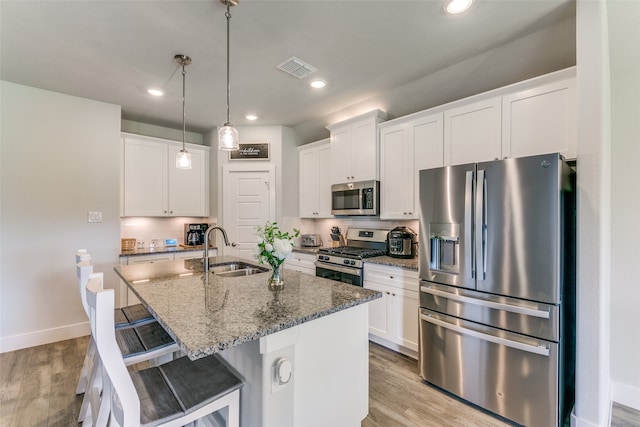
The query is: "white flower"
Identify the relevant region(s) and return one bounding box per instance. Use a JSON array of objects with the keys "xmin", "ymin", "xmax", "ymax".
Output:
[
  {"xmin": 272, "ymin": 238, "xmax": 293, "ymax": 259},
  {"xmin": 257, "ymin": 237, "xmax": 264, "ymax": 244},
  {"xmin": 265, "ymin": 243, "xmax": 274, "ymax": 252}
]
